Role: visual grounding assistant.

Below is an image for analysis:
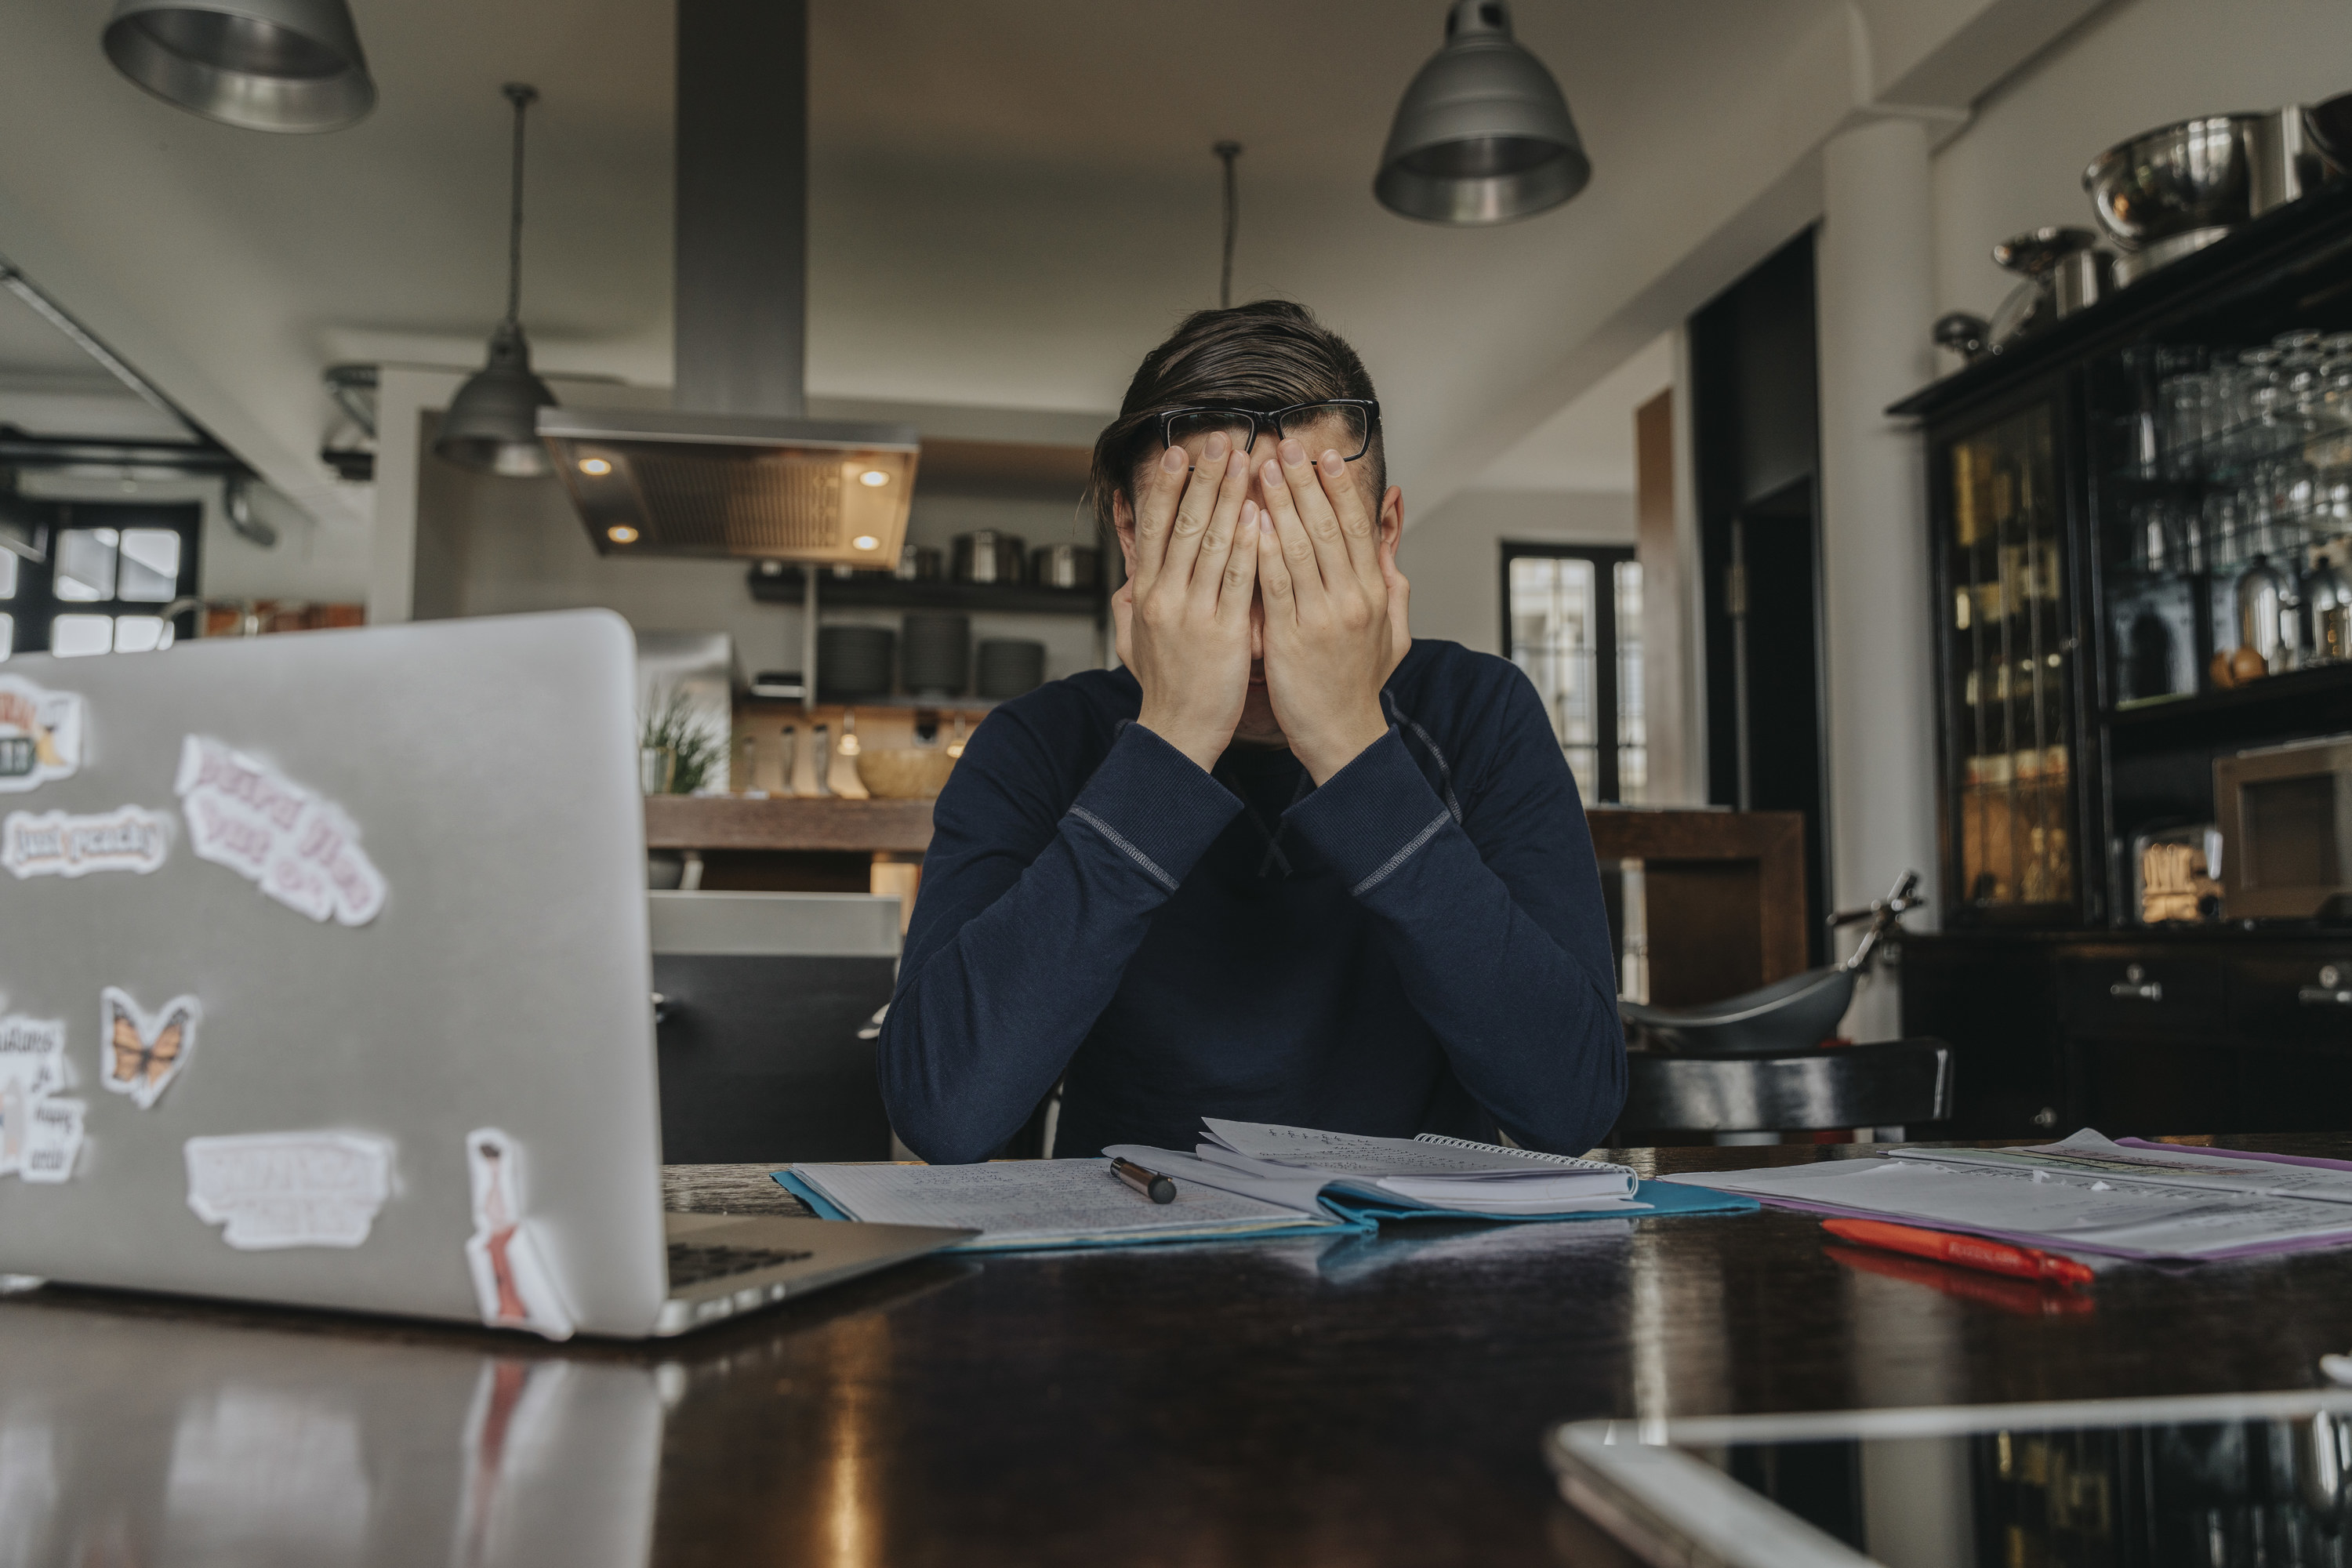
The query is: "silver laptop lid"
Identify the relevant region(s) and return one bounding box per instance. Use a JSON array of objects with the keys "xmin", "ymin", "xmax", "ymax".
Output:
[{"xmin": 0, "ymin": 609, "xmax": 669, "ymax": 1335}]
